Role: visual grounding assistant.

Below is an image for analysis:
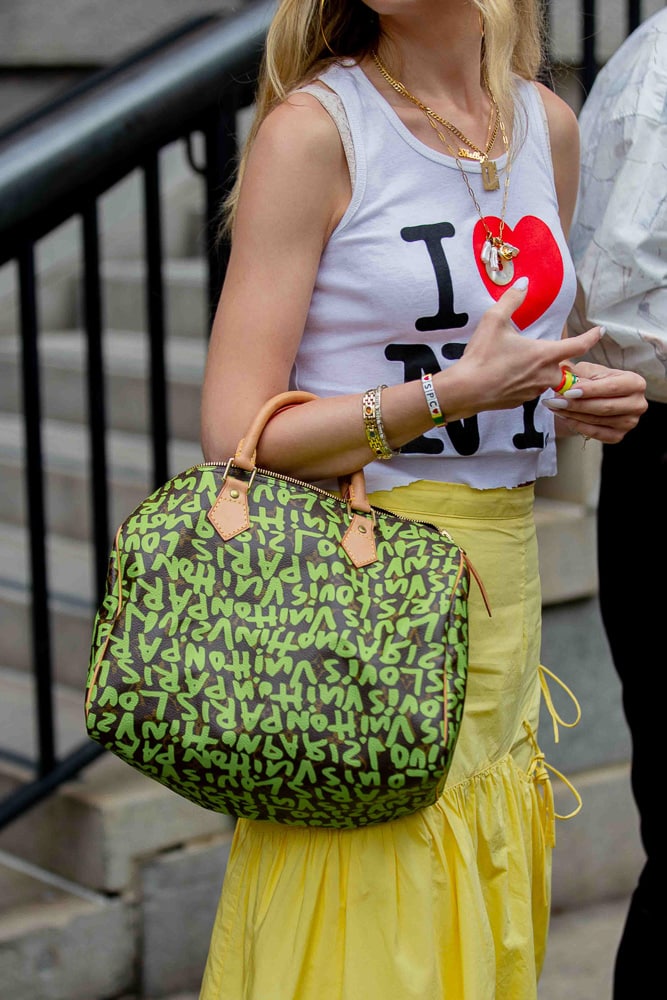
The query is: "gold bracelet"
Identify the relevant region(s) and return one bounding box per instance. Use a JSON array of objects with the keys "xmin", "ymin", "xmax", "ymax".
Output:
[{"xmin": 362, "ymin": 385, "xmax": 397, "ymax": 460}]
